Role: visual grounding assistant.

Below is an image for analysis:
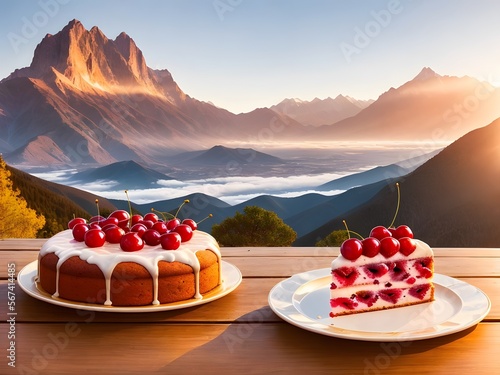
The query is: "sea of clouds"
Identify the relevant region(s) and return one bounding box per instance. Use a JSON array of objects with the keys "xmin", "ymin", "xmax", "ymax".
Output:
[{"xmin": 31, "ymin": 170, "xmax": 353, "ymax": 205}]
